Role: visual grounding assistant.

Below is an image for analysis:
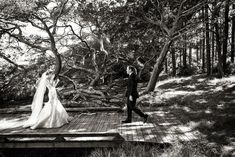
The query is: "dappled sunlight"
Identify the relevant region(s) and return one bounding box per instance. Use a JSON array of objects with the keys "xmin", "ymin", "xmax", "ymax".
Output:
[
  {"xmin": 209, "ymin": 75, "xmax": 235, "ymax": 84},
  {"xmin": 197, "ymin": 78, "xmax": 207, "ymax": 82},
  {"xmin": 145, "ymin": 111, "xmax": 202, "ymax": 143},
  {"xmin": 8, "ymin": 137, "xmax": 55, "ymax": 141},
  {"xmin": 19, "ymin": 105, "xmax": 31, "ymax": 110},
  {"xmin": 162, "ymin": 124, "xmax": 200, "ymax": 142},
  {"xmin": 185, "ymin": 85, "xmax": 196, "ymax": 89},
  {"xmin": 194, "ymin": 99, "xmax": 208, "ymax": 104},
  {"xmin": 221, "ymin": 145, "xmax": 235, "ymax": 156},
  {"xmin": 186, "ymin": 120, "xmax": 215, "ymax": 130},
  {"xmin": 118, "ymin": 122, "xmax": 157, "ymax": 142},
  {"xmin": 65, "ymin": 136, "xmax": 118, "ymax": 141},
  {"xmin": 155, "ymin": 76, "xmax": 193, "ymax": 89},
  {"xmin": 159, "ymin": 90, "xmax": 205, "ymax": 100},
  {"xmin": 204, "ymin": 108, "xmax": 212, "ymax": 114},
  {"xmin": 147, "ymin": 111, "xmax": 169, "ymax": 117},
  {"xmin": 120, "ymin": 122, "xmax": 154, "ymax": 130},
  {"xmin": 216, "ymin": 103, "xmax": 225, "ymax": 109},
  {"xmin": 106, "ymin": 129, "xmax": 118, "ymax": 133},
  {"xmin": 211, "ymin": 86, "xmax": 223, "ymax": 92},
  {"xmin": 68, "ymin": 129, "xmax": 87, "ymax": 132},
  {"xmin": 182, "ymin": 106, "xmax": 191, "ymax": 112}
]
